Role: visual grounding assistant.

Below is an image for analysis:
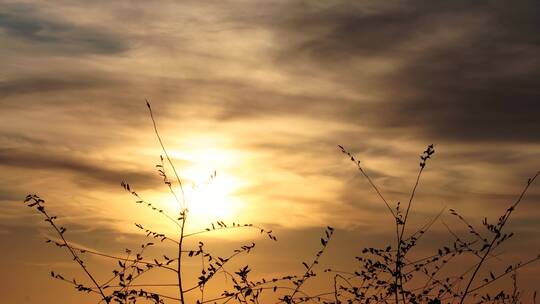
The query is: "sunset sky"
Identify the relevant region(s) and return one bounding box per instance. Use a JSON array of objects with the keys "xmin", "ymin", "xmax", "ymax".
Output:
[{"xmin": 1, "ymin": 1, "xmax": 539, "ymax": 303}]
